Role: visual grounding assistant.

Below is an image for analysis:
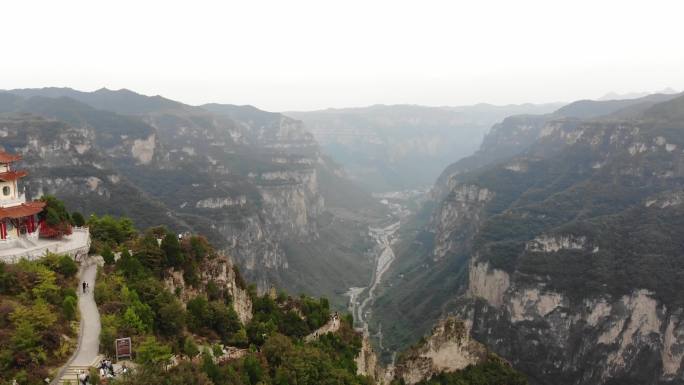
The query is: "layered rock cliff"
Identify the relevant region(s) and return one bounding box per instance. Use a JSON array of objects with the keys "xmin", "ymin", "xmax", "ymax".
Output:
[
  {"xmin": 0, "ymin": 88, "xmax": 380, "ymax": 306},
  {"xmin": 371, "ymin": 93, "xmax": 684, "ymax": 384},
  {"xmin": 461, "ymin": 262, "xmax": 684, "ymax": 384}
]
